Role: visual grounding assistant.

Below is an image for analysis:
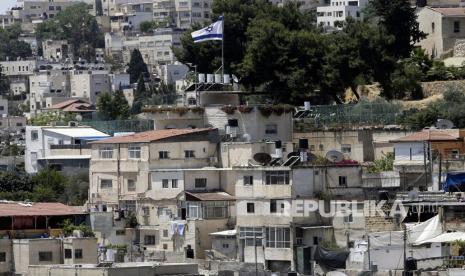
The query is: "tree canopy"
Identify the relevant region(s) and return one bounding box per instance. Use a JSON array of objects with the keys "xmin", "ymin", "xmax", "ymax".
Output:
[
  {"xmin": 35, "ymin": 3, "xmax": 104, "ymax": 60},
  {"xmin": 97, "ymin": 91, "xmax": 131, "ymax": 120},
  {"xmin": 0, "ymin": 24, "xmax": 32, "ymax": 61},
  {"xmin": 175, "ymin": 0, "xmax": 426, "ymax": 104},
  {"xmin": 127, "ymin": 49, "xmax": 149, "ymax": 83}
]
